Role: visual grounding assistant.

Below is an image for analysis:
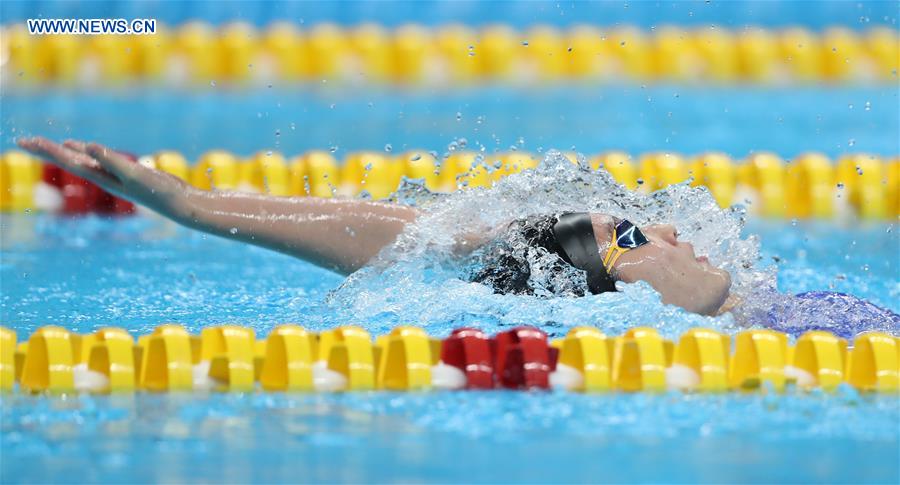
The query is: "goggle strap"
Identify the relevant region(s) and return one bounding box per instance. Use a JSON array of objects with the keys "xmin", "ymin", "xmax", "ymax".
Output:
[{"xmin": 604, "ymin": 247, "xmax": 625, "ymax": 272}]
